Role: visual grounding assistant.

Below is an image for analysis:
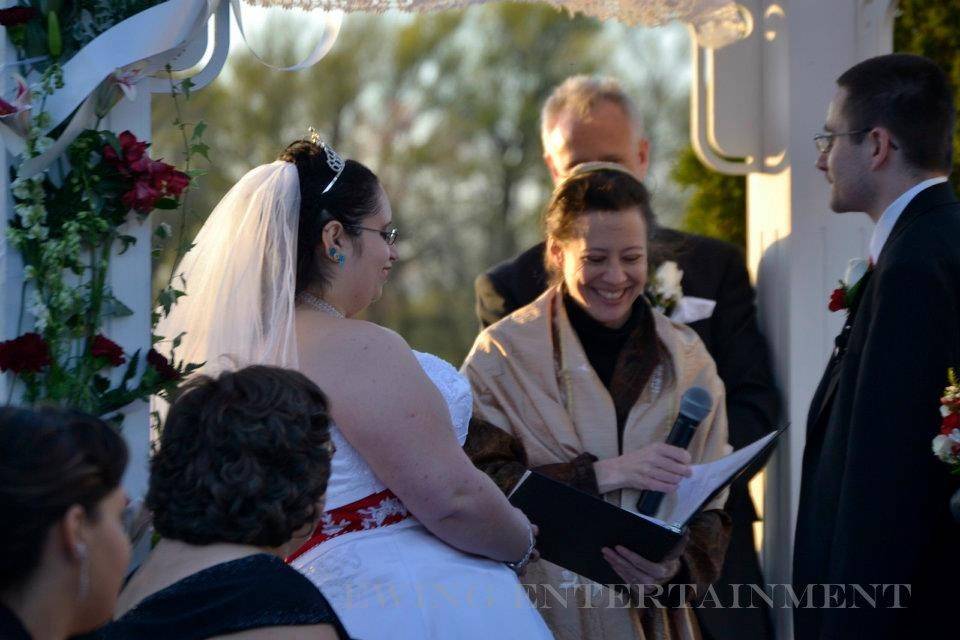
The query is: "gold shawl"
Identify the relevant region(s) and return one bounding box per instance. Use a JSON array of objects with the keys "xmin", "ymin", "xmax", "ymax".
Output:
[{"xmin": 462, "ymin": 285, "xmax": 731, "ymax": 640}]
